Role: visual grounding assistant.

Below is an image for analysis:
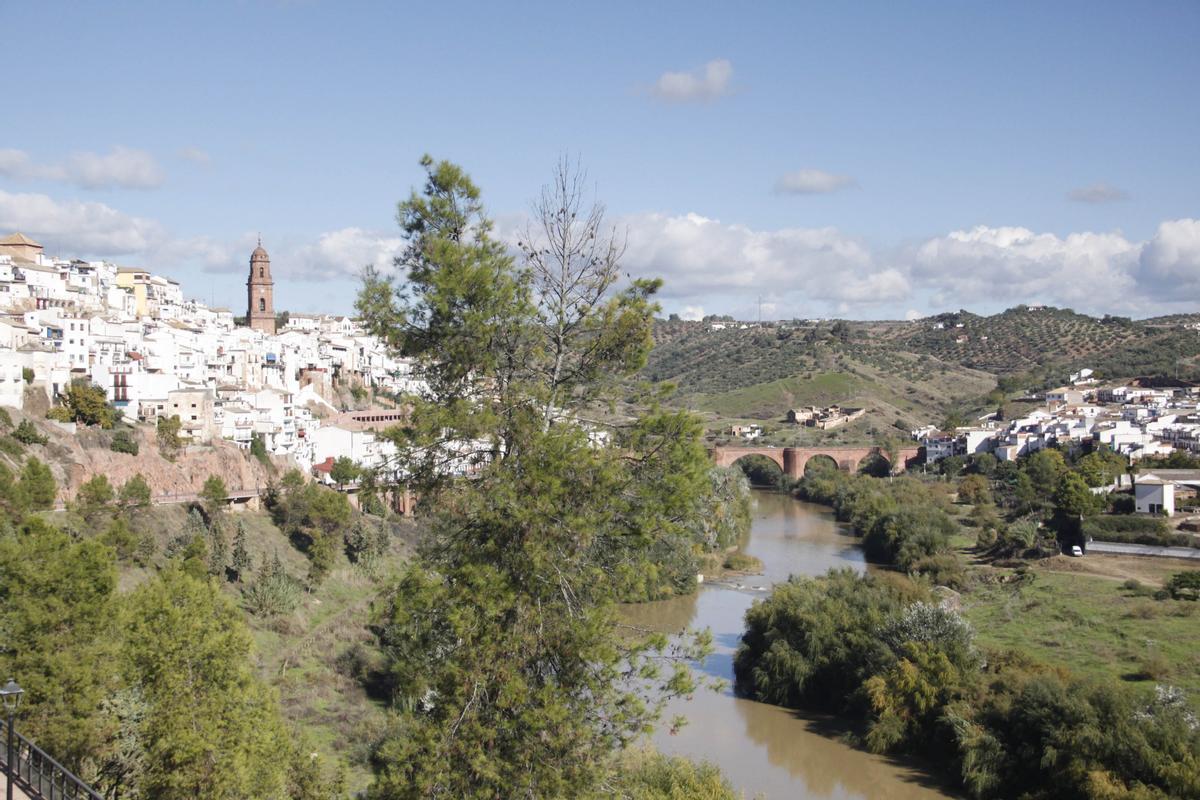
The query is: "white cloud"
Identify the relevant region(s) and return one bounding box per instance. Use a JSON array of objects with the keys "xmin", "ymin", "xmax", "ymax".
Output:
[
  {"xmin": 615, "ymin": 214, "xmax": 1200, "ymax": 319},
  {"xmin": 0, "ymin": 188, "xmax": 403, "ymax": 284},
  {"xmin": 618, "ymin": 211, "xmax": 906, "ymax": 313},
  {"xmin": 284, "ymin": 227, "xmax": 405, "ymax": 280},
  {"xmin": 0, "ymin": 190, "xmax": 246, "ymax": 276},
  {"xmin": 650, "ymin": 59, "xmax": 733, "ymax": 103},
  {"xmin": 775, "ymin": 169, "xmax": 856, "ymax": 195},
  {"xmin": 0, "ymin": 147, "xmax": 164, "ymax": 190},
  {"xmin": 905, "ymin": 309, "xmax": 925, "ymax": 321},
  {"xmin": 6, "ymin": 182, "xmax": 1198, "ymax": 320},
  {"xmin": 64, "ymin": 147, "xmax": 164, "ymax": 189},
  {"xmin": 178, "ymin": 146, "xmax": 211, "ymax": 165},
  {"xmin": 0, "ymin": 189, "xmax": 166, "ymax": 254},
  {"xmin": 681, "ymin": 305, "xmax": 705, "ymax": 321},
  {"xmin": 1136, "ymin": 219, "xmax": 1200, "ymax": 299},
  {"xmin": 910, "ymin": 224, "xmax": 1142, "ymax": 312},
  {"xmin": 1068, "ymin": 182, "xmax": 1128, "ymax": 204}
]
